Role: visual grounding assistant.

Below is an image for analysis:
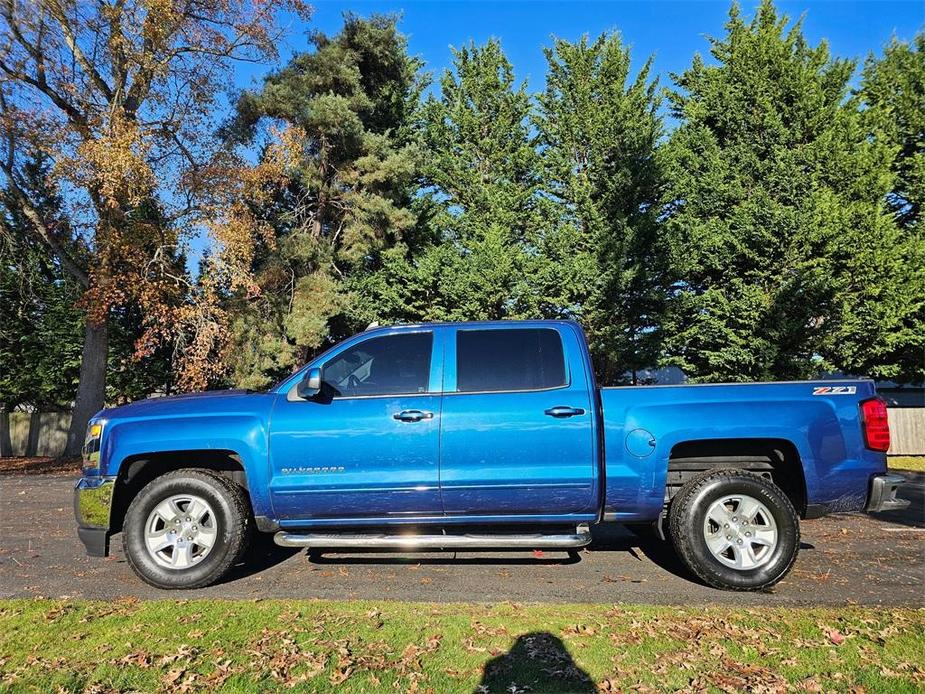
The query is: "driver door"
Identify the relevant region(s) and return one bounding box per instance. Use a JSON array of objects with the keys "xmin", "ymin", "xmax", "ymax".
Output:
[{"xmin": 268, "ymin": 330, "xmax": 444, "ymax": 521}]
